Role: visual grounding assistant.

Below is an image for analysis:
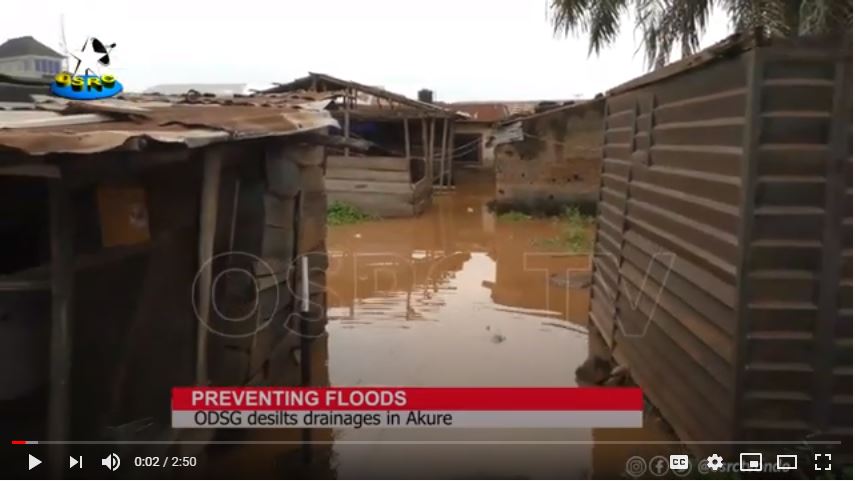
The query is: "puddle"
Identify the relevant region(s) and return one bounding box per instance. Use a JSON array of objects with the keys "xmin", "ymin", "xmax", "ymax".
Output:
[{"xmin": 325, "ymin": 170, "xmax": 676, "ymax": 479}]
